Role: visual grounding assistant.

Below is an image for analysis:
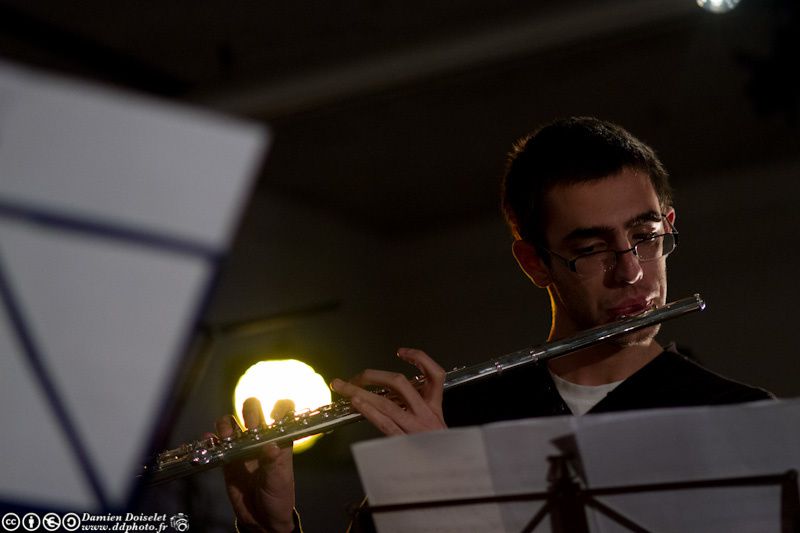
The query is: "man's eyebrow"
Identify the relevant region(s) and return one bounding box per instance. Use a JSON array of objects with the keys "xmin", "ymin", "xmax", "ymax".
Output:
[
  {"xmin": 562, "ymin": 225, "xmax": 613, "ymax": 243},
  {"xmin": 561, "ymin": 211, "xmax": 663, "ymax": 243},
  {"xmin": 625, "ymin": 210, "xmax": 663, "ymax": 228}
]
